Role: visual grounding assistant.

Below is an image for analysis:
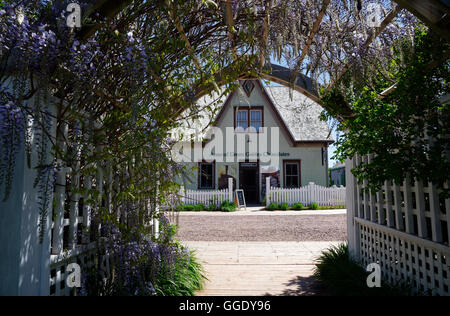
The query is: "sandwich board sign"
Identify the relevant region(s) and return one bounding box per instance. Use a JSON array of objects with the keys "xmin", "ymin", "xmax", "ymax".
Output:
[{"xmin": 235, "ymin": 189, "xmax": 246, "ymax": 210}]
